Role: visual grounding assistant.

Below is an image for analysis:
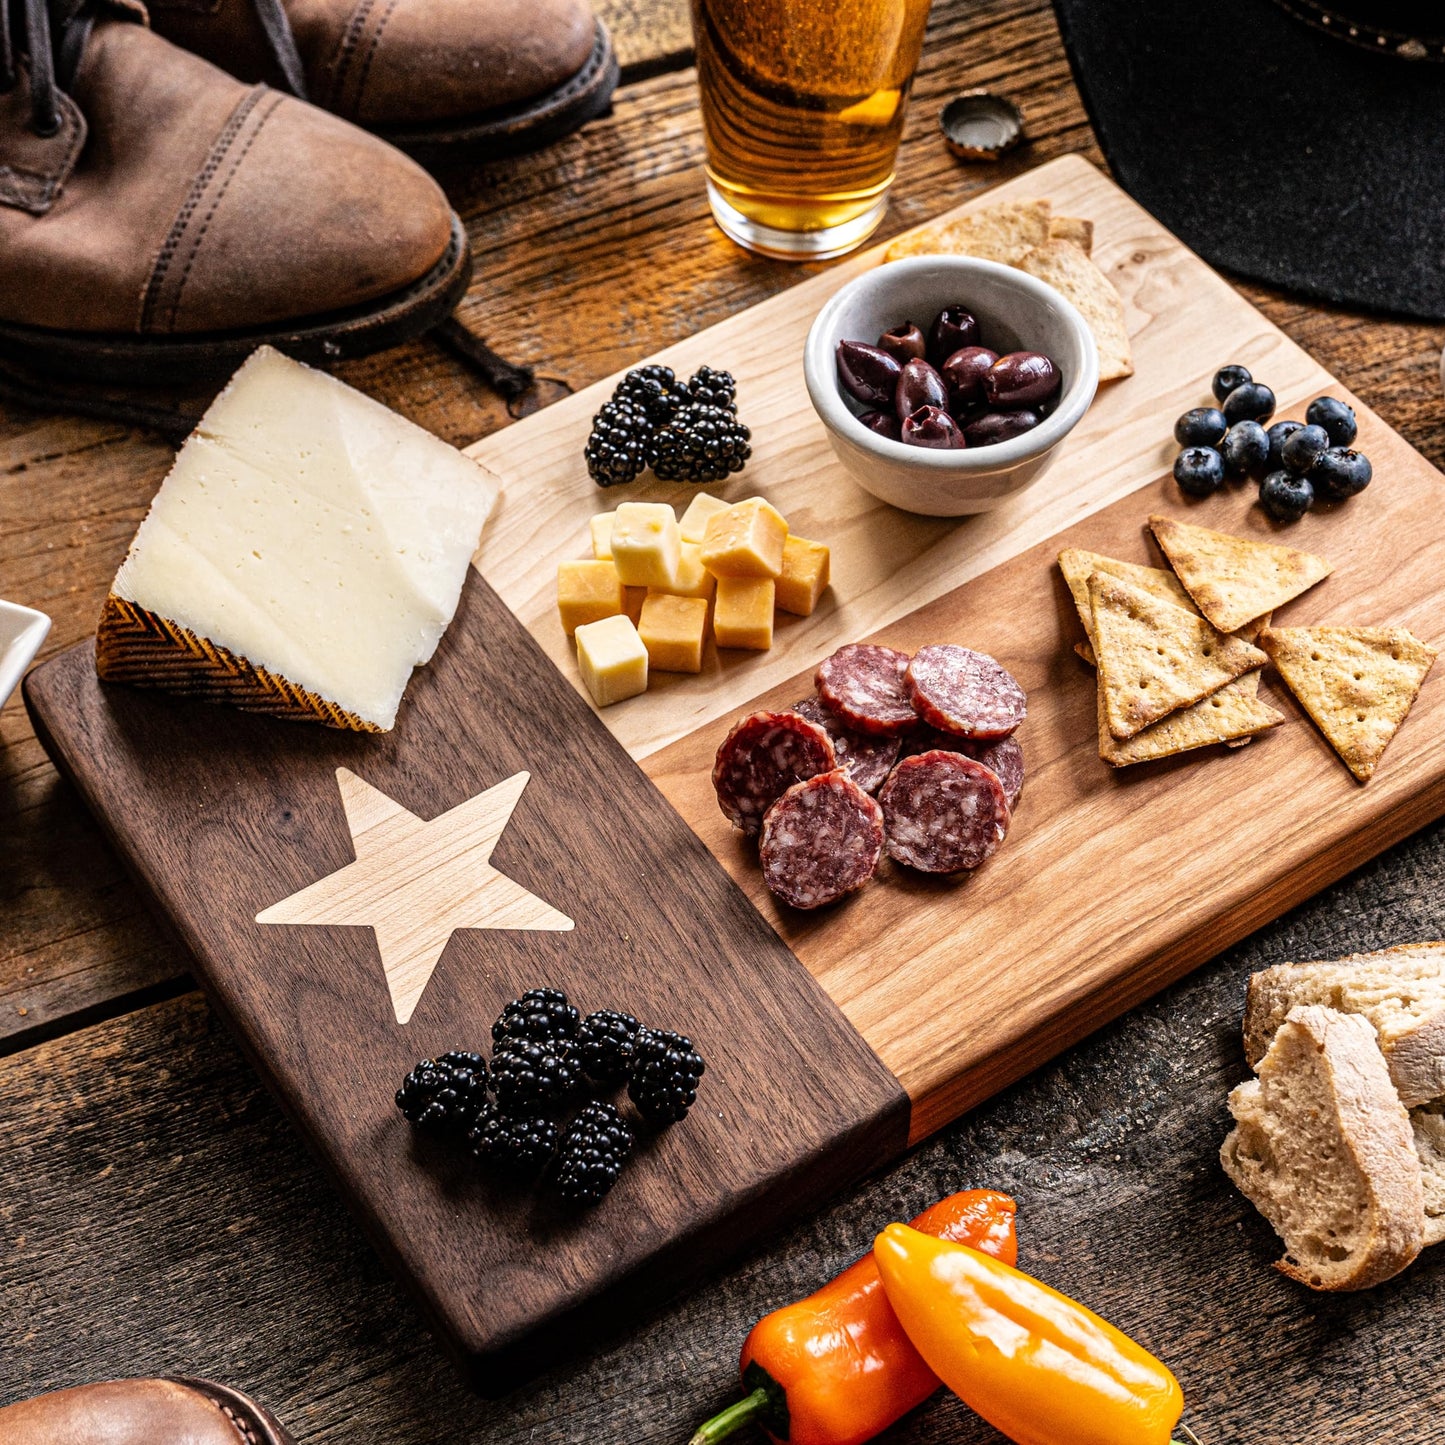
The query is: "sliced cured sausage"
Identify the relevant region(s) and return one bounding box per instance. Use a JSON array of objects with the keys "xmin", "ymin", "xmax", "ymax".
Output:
[
  {"xmin": 816, "ymin": 644, "xmax": 918, "ymax": 737},
  {"xmin": 712, "ymin": 710, "xmax": 836, "ymax": 835},
  {"xmin": 879, "ymin": 750, "xmax": 1009, "ymax": 873},
  {"xmin": 792, "ymin": 696, "xmax": 902, "ymax": 795},
  {"xmin": 759, "ymin": 771, "xmax": 885, "ymax": 910},
  {"xmin": 904, "ymin": 644, "xmax": 1026, "ymax": 740},
  {"xmin": 901, "ymin": 729, "xmax": 1025, "ymax": 812}
]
